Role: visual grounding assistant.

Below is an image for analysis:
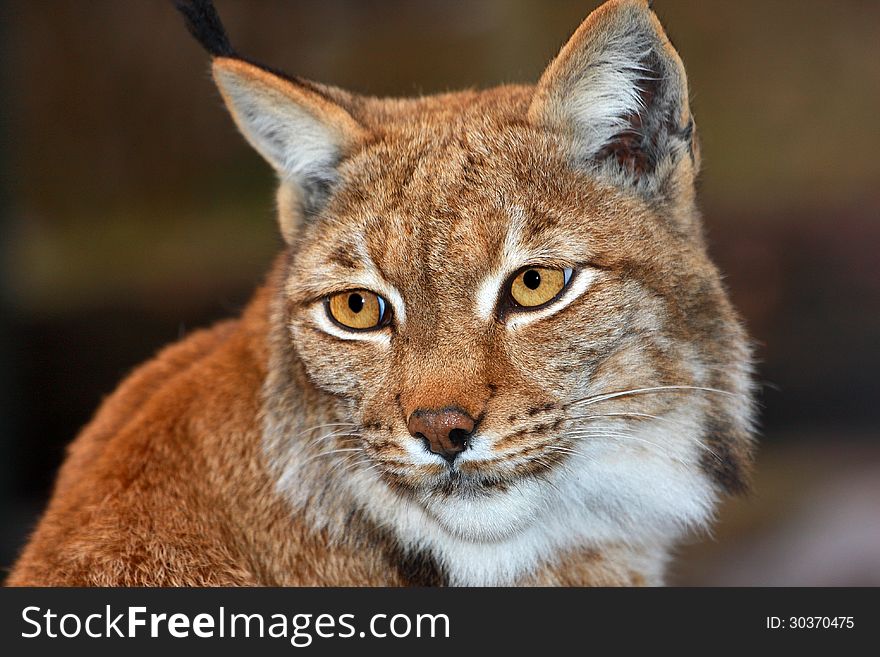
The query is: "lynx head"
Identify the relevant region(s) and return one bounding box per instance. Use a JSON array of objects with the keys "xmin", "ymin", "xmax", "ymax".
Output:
[{"xmin": 177, "ymin": 0, "xmax": 755, "ymax": 552}]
